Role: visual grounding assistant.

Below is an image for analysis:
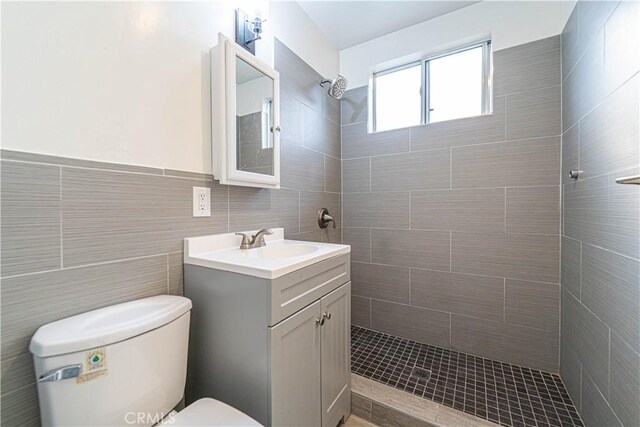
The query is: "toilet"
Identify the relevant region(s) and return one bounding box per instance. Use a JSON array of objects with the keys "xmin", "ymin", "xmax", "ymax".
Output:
[{"xmin": 29, "ymin": 295, "xmax": 261, "ymax": 426}]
